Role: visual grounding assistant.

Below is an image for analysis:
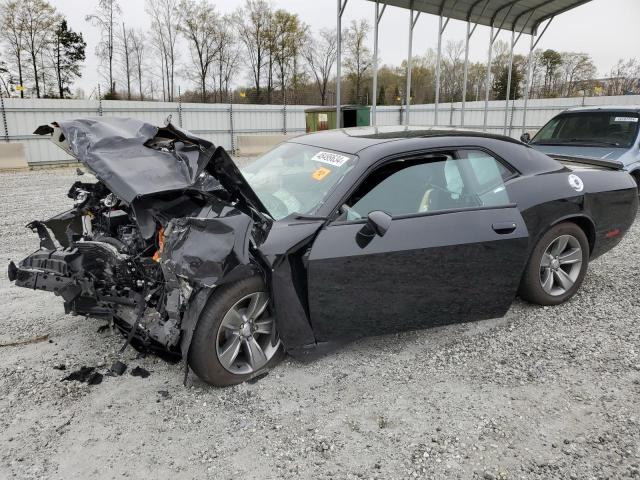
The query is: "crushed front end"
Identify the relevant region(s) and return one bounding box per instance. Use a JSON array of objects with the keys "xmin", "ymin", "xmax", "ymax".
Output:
[{"xmin": 8, "ymin": 117, "xmax": 272, "ymax": 357}]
